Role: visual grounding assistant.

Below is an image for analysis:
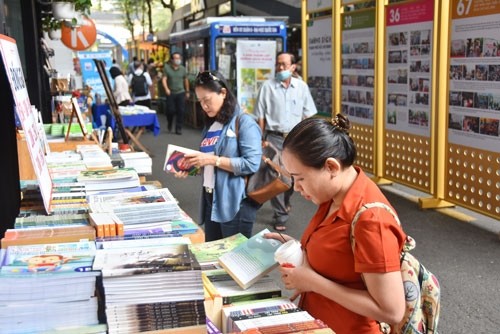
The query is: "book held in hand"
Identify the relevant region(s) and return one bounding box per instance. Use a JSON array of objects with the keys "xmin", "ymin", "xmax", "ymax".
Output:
[
  {"xmin": 218, "ymin": 229, "xmax": 281, "ymax": 289},
  {"xmin": 164, "ymin": 144, "xmax": 200, "ymax": 176}
]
